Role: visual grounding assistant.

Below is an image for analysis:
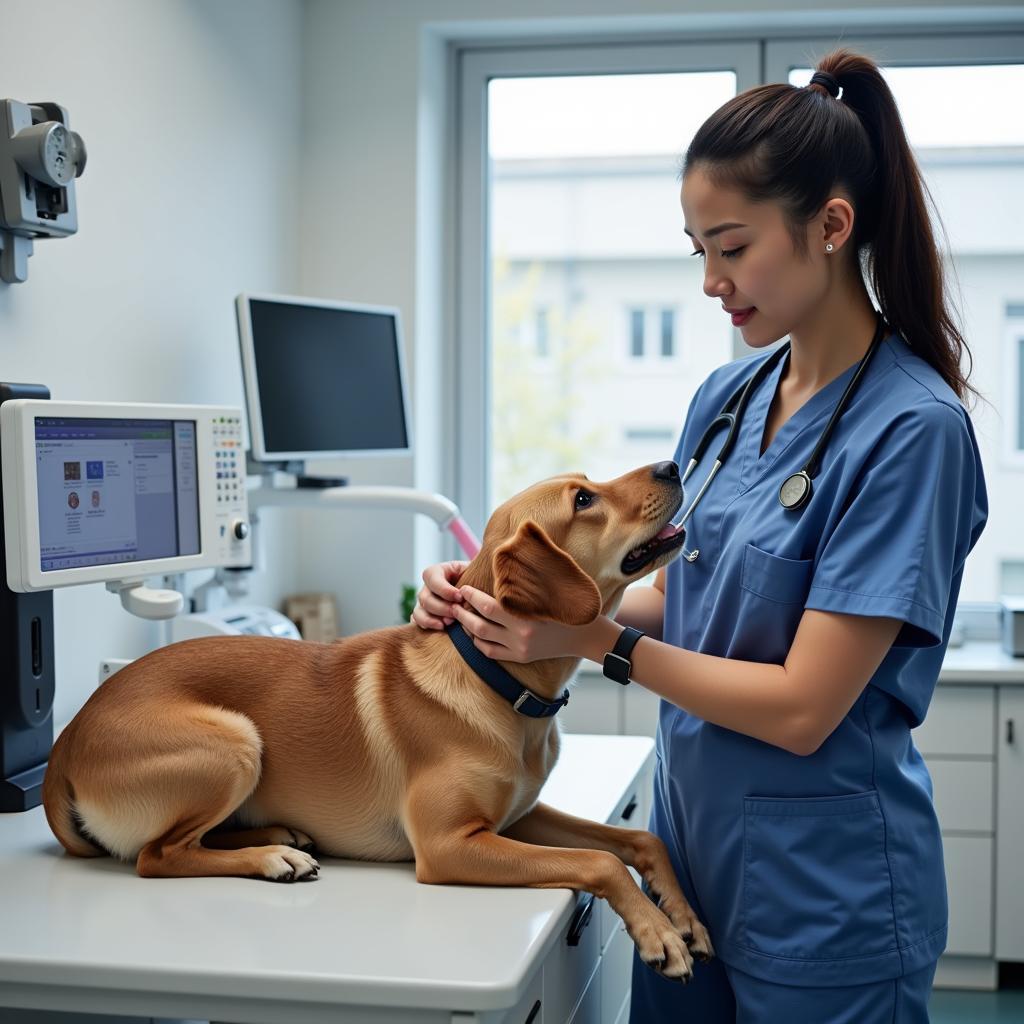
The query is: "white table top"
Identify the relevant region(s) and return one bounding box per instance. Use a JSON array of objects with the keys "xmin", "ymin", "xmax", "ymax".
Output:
[{"xmin": 0, "ymin": 733, "xmax": 654, "ymax": 1021}]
